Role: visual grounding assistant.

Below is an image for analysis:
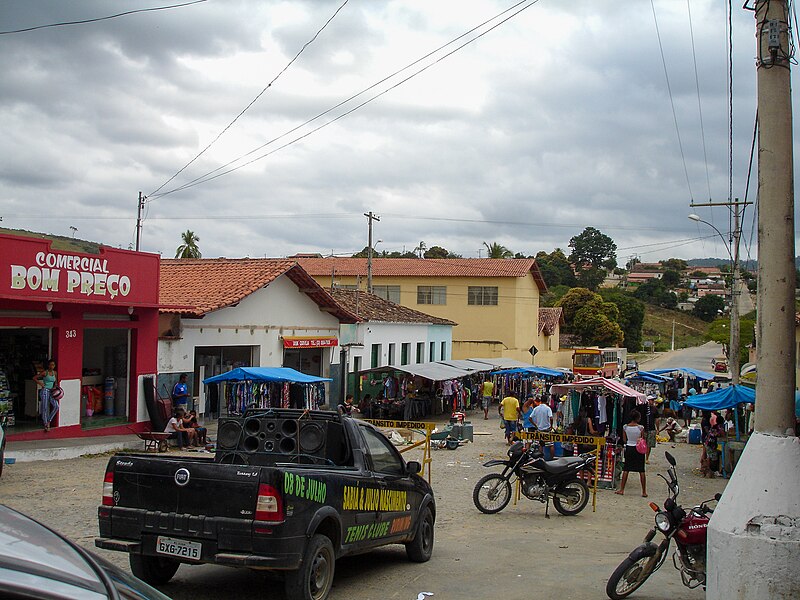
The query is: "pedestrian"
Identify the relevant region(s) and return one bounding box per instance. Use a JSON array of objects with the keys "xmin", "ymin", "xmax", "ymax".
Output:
[
  {"xmin": 481, "ymin": 378, "xmax": 494, "ymax": 420},
  {"xmin": 658, "ymin": 416, "xmax": 682, "ymax": 442},
  {"xmin": 643, "ymin": 395, "xmax": 659, "ymax": 464},
  {"xmin": 499, "ymin": 392, "xmax": 520, "ymax": 446},
  {"xmin": 615, "ymin": 409, "xmax": 647, "ymax": 497},
  {"xmin": 171, "ymin": 373, "xmax": 191, "ymax": 410},
  {"xmin": 521, "ymin": 396, "xmax": 536, "ymax": 431},
  {"xmin": 339, "ymin": 394, "xmax": 354, "ymax": 416},
  {"xmin": 34, "ymin": 359, "xmax": 60, "ymax": 431},
  {"xmin": 531, "ymin": 395, "xmax": 555, "ymax": 457},
  {"xmin": 681, "ymin": 390, "xmax": 694, "ymax": 428}
]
